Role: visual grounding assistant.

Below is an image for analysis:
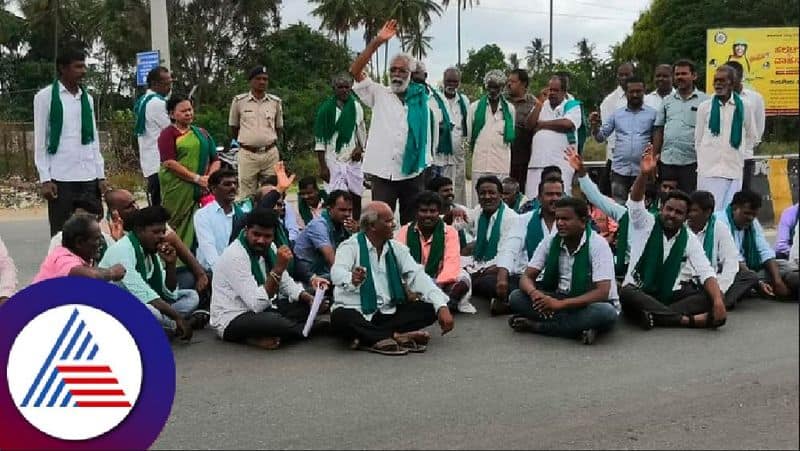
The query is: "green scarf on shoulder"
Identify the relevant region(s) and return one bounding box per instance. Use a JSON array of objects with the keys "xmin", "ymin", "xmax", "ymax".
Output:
[
  {"xmin": 633, "ymin": 215, "xmax": 688, "ymax": 304},
  {"xmin": 474, "ymin": 202, "xmax": 506, "ymax": 262},
  {"xmin": 133, "ymin": 92, "xmax": 165, "ymax": 136},
  {"xmin": 525, "ymin": 209, "xmax": 545, "ymax": 260},
  {"xmin": 406, "ymin": 220, "xmax": 445, "ymax": 279},
  {"xmin": 48, "ymin": 80, "xmax": 95, "ymax": 154},
  {"xmin": 299, "ymin": 189, "xmax": 327, "ymax": 224},
  {"xmin": 430, "ymin": 89, "xmax": 454, "ymax": 155},
  {"xmin": 702, "ymin": 214, "xmax": 716, "ymax": 264},
  {"xmin": 456, "ymin": 93, "xmax": 468, "ymax": 136},
  {"xmin": 357, "ymin": 233, "xmax": 405, "ymax": 315},
  {"xmin": 313, "ymin": 93, "xmax": 358, "ymax": 153},
  {"xmin": 470, "ymin": 95, "xmax": 515, "ymax": 152},
  {"xmin": 614, "ymin": 212, "xmax": 630, "ymax": 277},
  {"xmin": 511, "ymin": 192, "xmax": 524, "ymax": 213},
  {"xmin": 127, "ymin": 232, "xmax": 174, "ymax": 301},
  {"xmin": 237, "ymin": 229, "xmax": 276, "ymax": 286},
  {"xmin": 726, "ymin": 205, "xmax": 762, "ymax": 270},
  {"xmin": 538, "ymin": 225, "xmax": 592, "ymax": 297},
  {"xmin": 709, "ymin": 93, "xmax": 744, "ymax": 150},
  {"xmin": 401, "ymin": 82, "xmax": 431, "ymax": 176}
]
